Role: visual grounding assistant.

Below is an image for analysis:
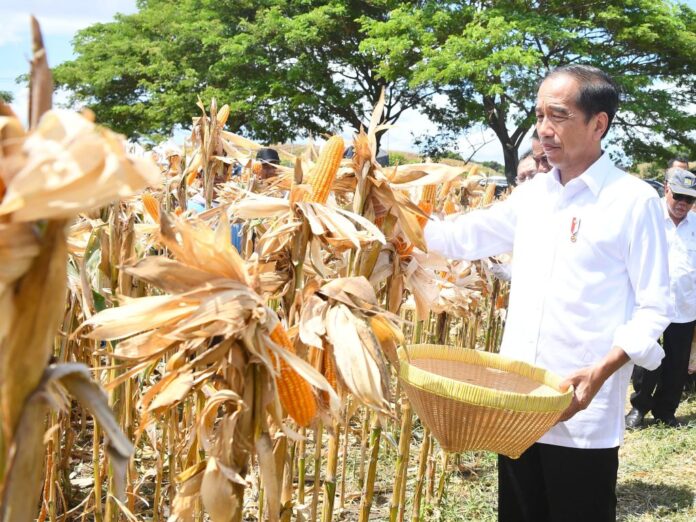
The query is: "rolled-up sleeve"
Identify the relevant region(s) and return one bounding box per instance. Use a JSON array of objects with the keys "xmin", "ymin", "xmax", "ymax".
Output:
[
  {"xmin": 424, "ymin": 190, "xmax": 519, "ymax": 260},
  {"xmin": 612, "ymin": 197, "xmax": 671, "ymax": 370}
]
